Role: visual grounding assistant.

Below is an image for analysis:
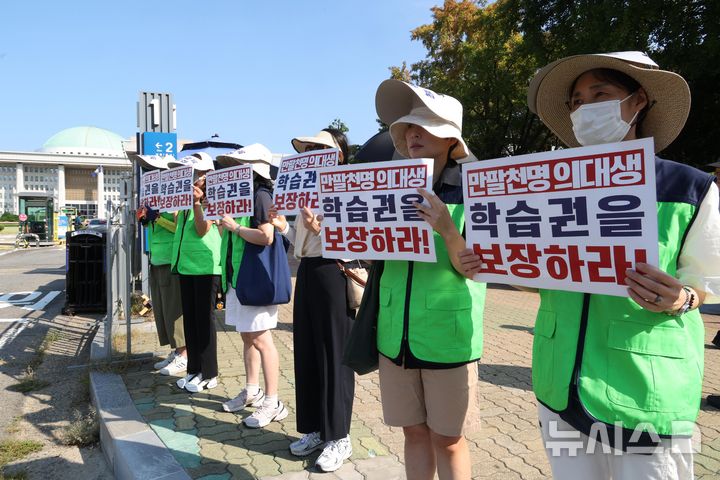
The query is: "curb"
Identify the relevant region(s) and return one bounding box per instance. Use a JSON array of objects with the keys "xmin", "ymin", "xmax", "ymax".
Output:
[
  {"xmin": 90, "ymin": 371, "xmax": 191, "ymax": 480},
  {"xmin": 89, "ymin": 320, "xmax": 190, "ymax": 480}
]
